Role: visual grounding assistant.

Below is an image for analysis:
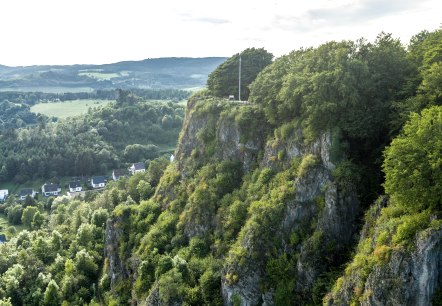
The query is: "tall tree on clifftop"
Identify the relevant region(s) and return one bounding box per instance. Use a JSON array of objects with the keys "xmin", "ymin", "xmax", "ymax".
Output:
[{"xmin": 207, "ymin": 48, "xmax": 273, "ymax": 101}]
